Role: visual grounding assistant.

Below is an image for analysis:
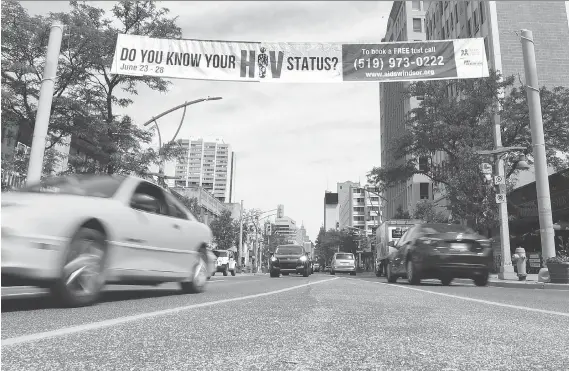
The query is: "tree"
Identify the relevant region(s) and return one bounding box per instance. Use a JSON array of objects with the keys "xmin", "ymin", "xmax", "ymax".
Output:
[
  {"xmin": 412, "ymin": 200, "xmax": 447, "ymax": 223},
  {"xmin": 171, "ymin": 192, "xmax": 202, "ymax": 223},
  {"xmin": 209, "ymin": 209, "xmax": 237, "ymax": 250},
  {"xmin": 367, "ymin": 70, "xmax": 569, "ymax": 233},
  {"xmin": 1, "ymin": 1, "xmax": 183, "ymax": 177},
  {"xmin": 314, "ymin": 227, "xmax": 360, "ymax": 265},
  {"xmin": 393, "ymin": 205, "xmax": 411, "ymax": 219}
]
